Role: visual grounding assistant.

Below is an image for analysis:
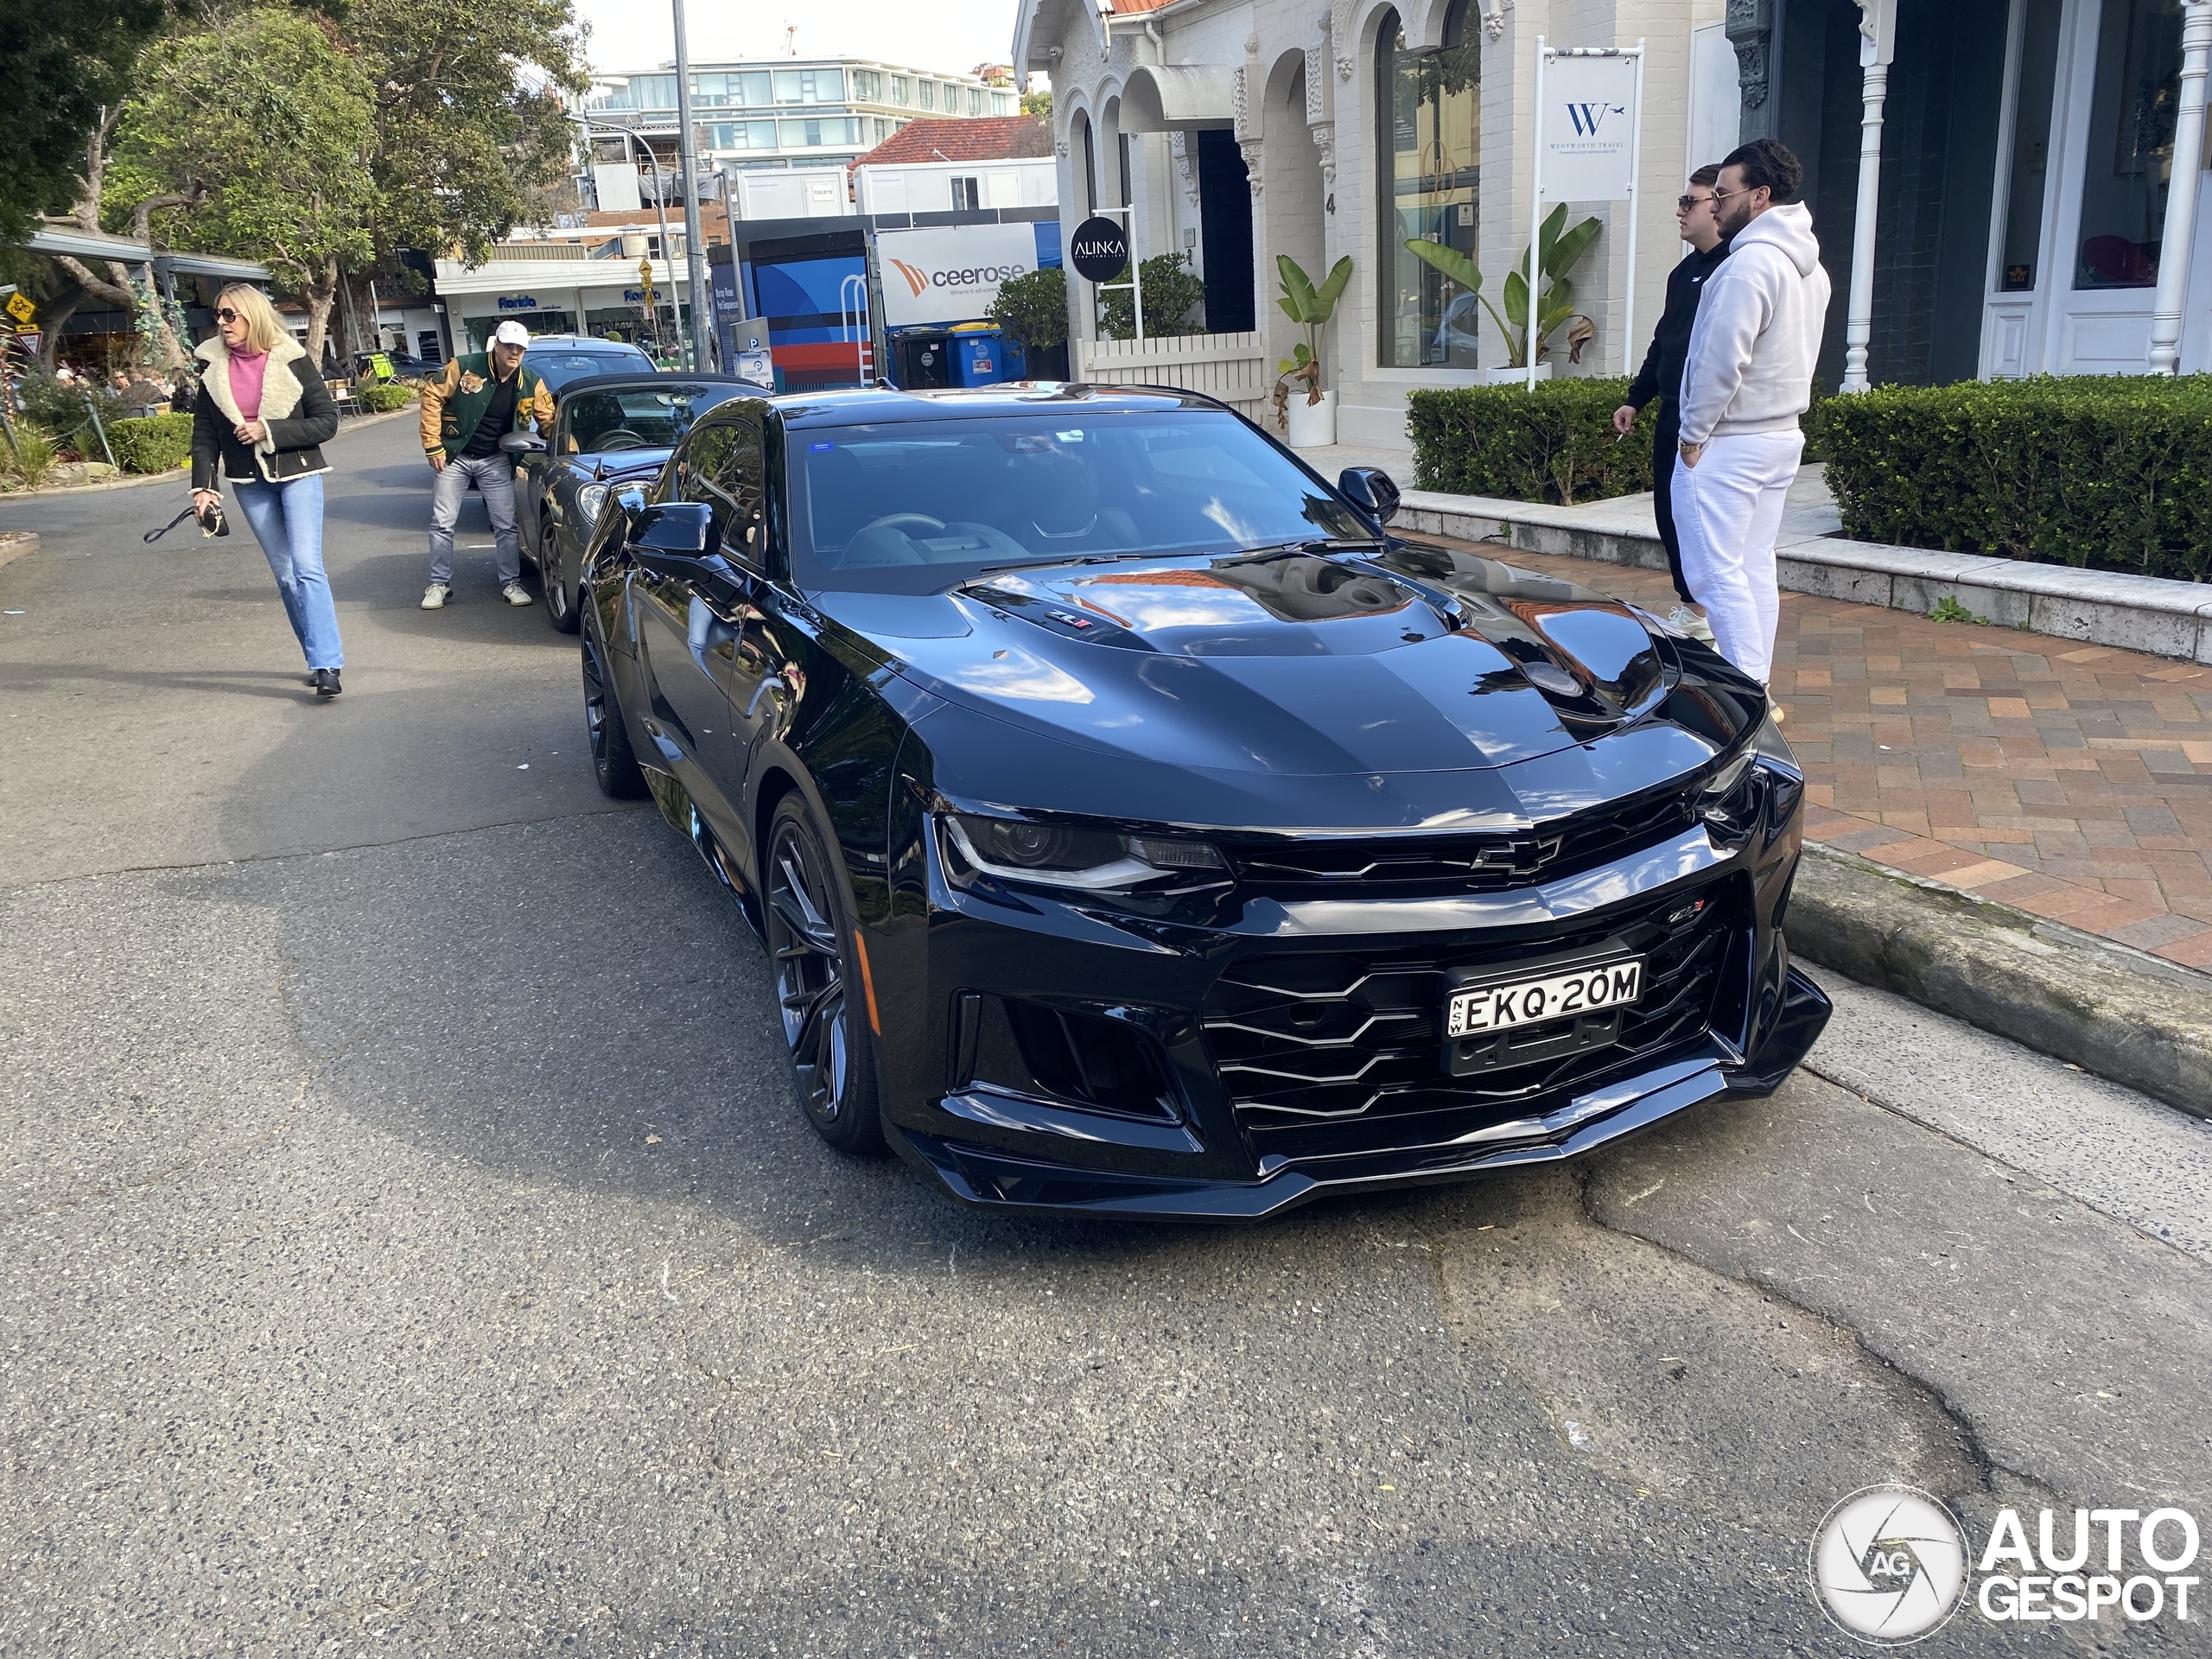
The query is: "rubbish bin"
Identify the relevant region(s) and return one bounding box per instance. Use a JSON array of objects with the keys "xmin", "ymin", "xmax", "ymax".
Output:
[{"xmin": 948, "ymin": 324, "xmax": 1025, "ymax": 388}]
